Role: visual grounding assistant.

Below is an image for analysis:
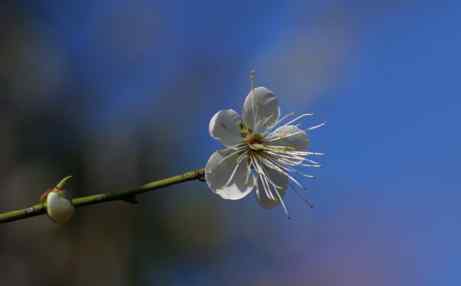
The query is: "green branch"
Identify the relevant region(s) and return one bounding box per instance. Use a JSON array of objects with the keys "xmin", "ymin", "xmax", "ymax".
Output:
[{"xmin": 0, "ymin": 168, "xmax": 205, "ymax": 224}]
